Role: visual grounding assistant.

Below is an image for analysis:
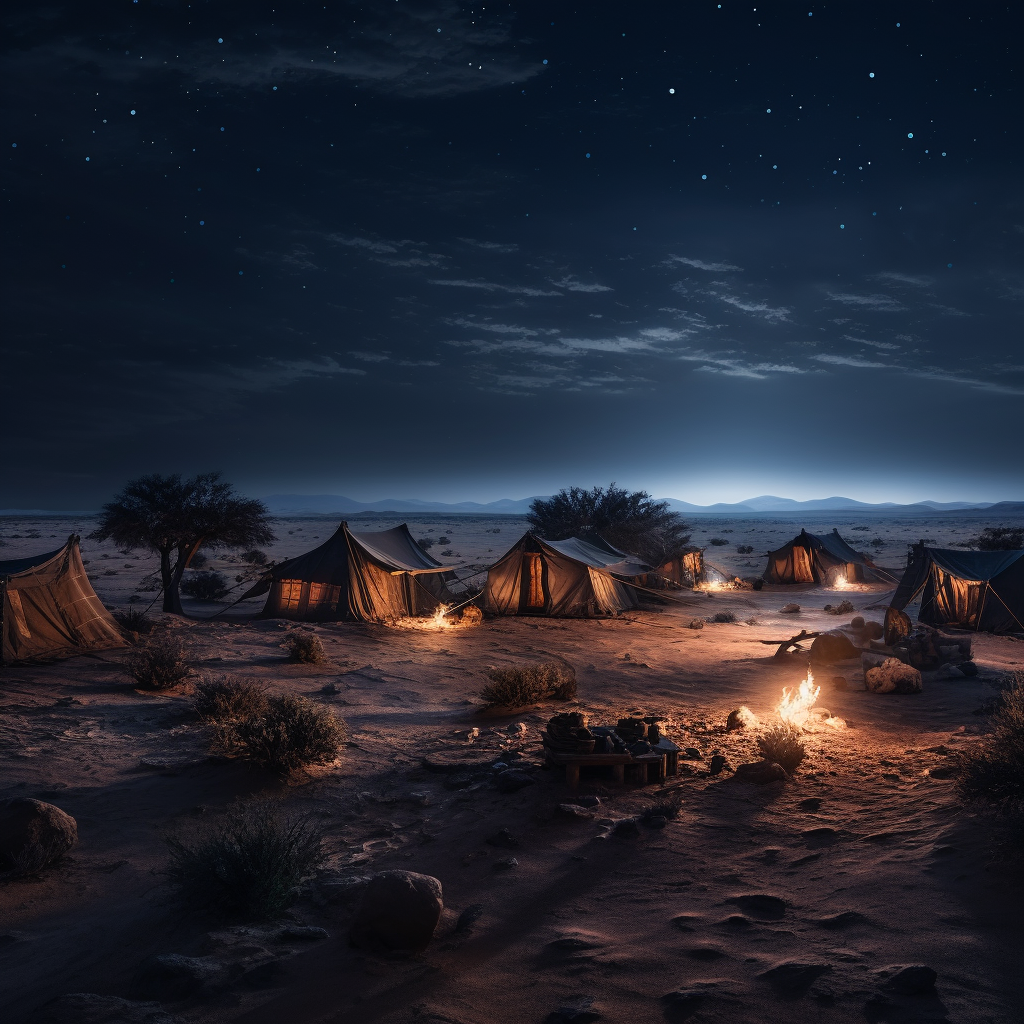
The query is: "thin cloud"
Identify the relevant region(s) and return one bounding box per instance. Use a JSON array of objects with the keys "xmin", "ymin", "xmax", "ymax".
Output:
[
  {"xmin": 330, "ymin": 234, "xmax": 403, "ymax": 255},
  {"xmin": 827, "ymin": 292, "xmax": 905, "ymax": 311},
  {"xmin": 812, "ymin": 354, "xmax": 889, "ymax": 368},
  {"xmin": 719, "ymin": 295, "xmax": 792, "ymax": 323},
  {"xmin": 873, "ymin": 271, "xmax": 932, "ymax": 287},
  {"xmin": 552, "ymin": 275, "xmax": 613, "ymax": 293},
  {"xmin": 909, "ymin": 367, "xmax": 1024, "ymax": 396},
  {"xmin": 843, "ymin": 334, "xmax": 901, "ymax": 350},
  {"xmin": 668, "ymin": 256, "xmax": 744, "ymax": 272},
  {"xmin": 679, "ymin": 351, "xmax": 806, "ymax": 379},
  {"xmin": 429, "ymin": 278, "xmax": 562, "ymax": 296},
  {"xmin": 458, "ymin": 238, "xmax": 519, "ymax": 253}
]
